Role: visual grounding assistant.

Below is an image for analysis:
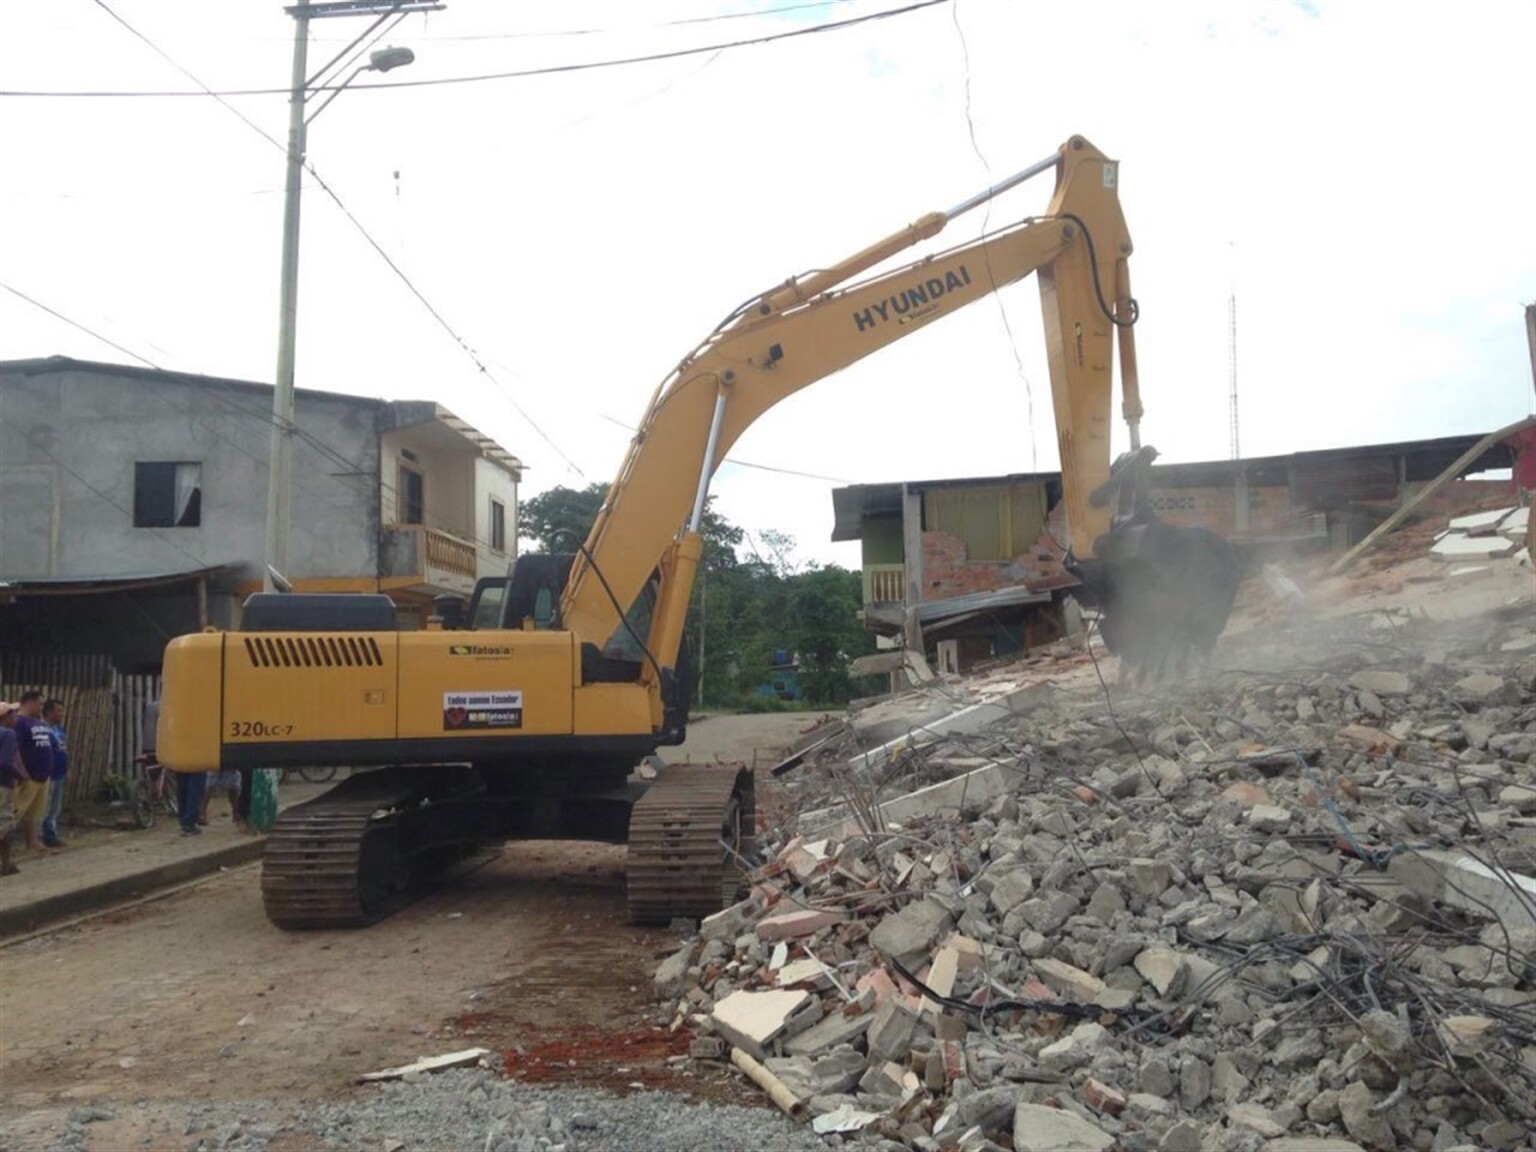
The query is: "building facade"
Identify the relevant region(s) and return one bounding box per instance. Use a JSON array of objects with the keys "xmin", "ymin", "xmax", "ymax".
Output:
[
  {"xmin": 0, "ymin": 357, "xmax": 521, "ymax": 670},
  {"xmin": 832, "ymin": 433, "xmax": 1518, "ymax": 672}
]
